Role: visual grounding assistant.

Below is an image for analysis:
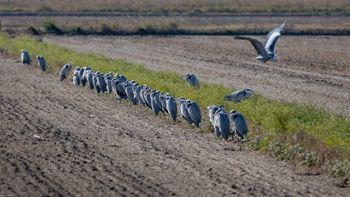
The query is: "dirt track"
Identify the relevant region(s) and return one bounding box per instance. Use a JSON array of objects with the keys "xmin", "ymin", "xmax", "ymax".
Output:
[
  {"xmin": 43, "ymin": 36, "xmax": 350, "ymax": 116},
  {"xmin": 0, "ymin": 55, "xmax": 349, "ymax": 196}
]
